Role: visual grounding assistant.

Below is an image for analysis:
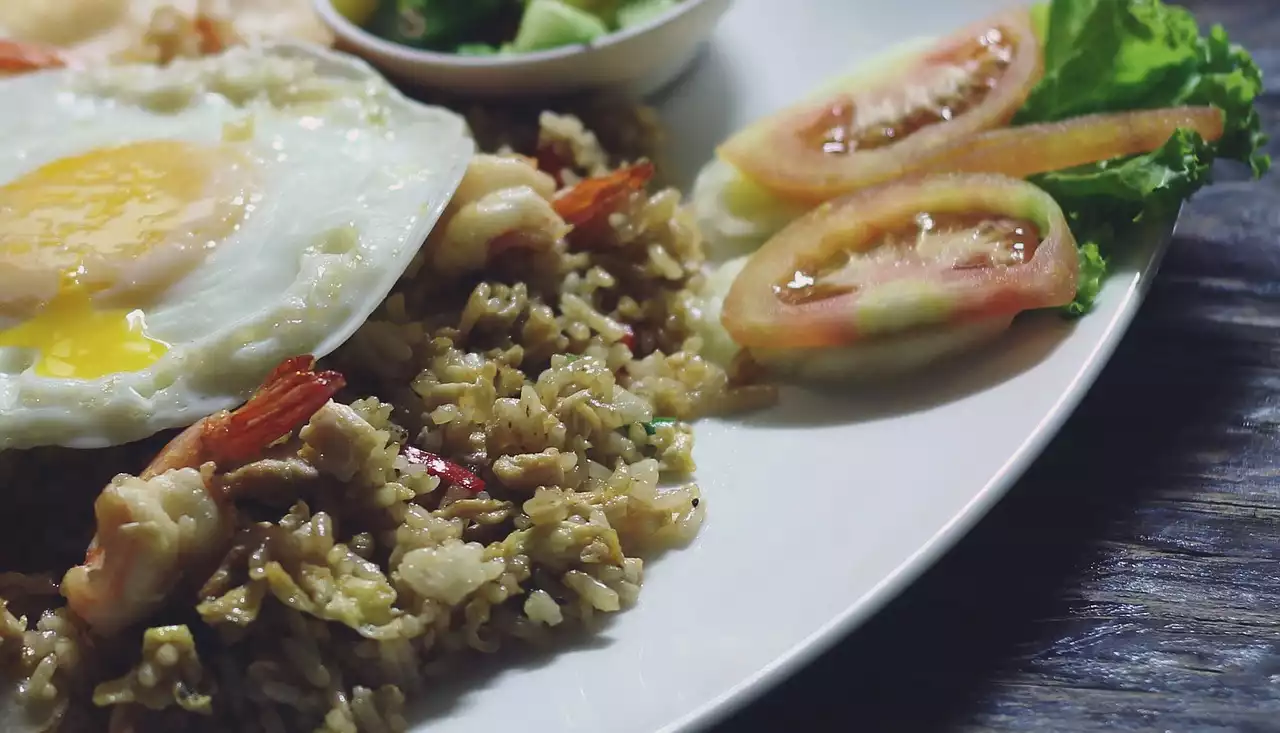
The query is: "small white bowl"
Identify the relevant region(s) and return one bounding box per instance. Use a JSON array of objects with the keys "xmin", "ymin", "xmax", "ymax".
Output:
[{"xmin": 312, "ymin": 0, "xmax": 734, "ymax": 98}]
